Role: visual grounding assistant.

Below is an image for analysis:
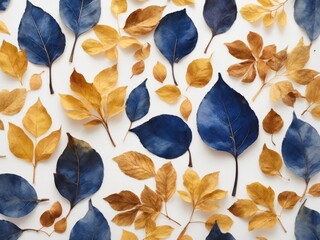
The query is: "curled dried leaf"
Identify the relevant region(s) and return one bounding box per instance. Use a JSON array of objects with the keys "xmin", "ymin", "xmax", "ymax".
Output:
[
  {"xmin": 277, "ymin": 191, "xmax": 300, "ymax": 209},
  {"xmin": 156, "ymin": 85, "xmax": 181, "ymax": 104},
  {"xmin": 259, "ymin": 144, "xmax": 283, "ymax": 177},
  {"xmin": 228, "ymin": 199, "xmax": 259, "ymax": 218},
  {"xmin": 131, "ymin": 60, "xmax": 145, "ymax": 78},
  {"xmin": 180, "ymin": 98, "xmax": 192, "ymax": 121},
  {"xmin": 153, "ymin": 61, "xmax": 167, "ymax": 83},
  {"xmin": 186, "ymin": 57, "xmax": 213, "ymax": 88},
  {"xmin": 54, "ymin": 217, "xmax": 67, "ymax": 233},
  {"xmin": 29, "ymin": 72, "xmax": 43, "ymax": 91},
  {"xmin": 205, "ymin": 214, "xmax": 233, "ymax": 231},
  {"xmin": 308, "ymin": 183, "xmax": 320, "ymax": 197}
]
